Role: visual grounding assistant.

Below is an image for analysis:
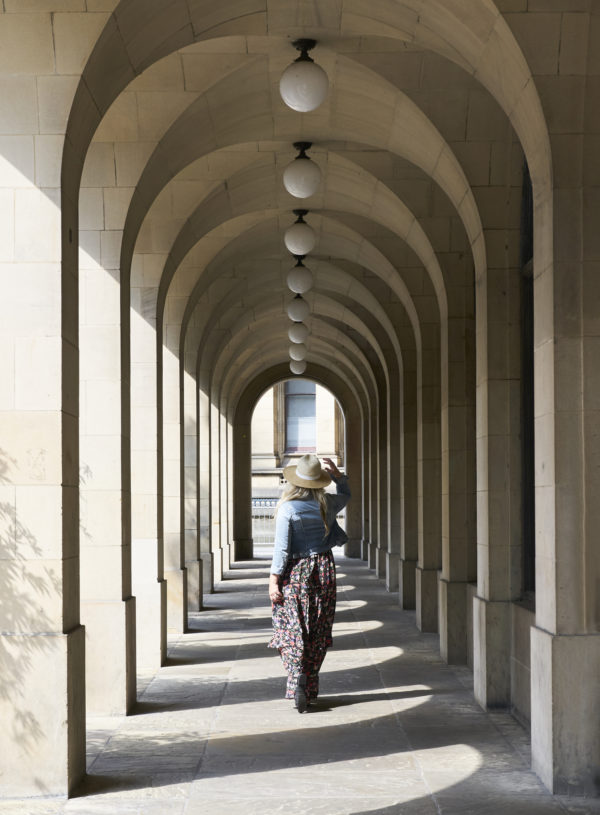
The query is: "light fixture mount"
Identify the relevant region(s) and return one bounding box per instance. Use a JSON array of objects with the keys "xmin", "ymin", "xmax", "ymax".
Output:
[
  {"xmin": 292, "ymin": 39, "xmax": 317, "ymax": 61},
  {"xmin": 293, "ymin": 141, "xmax": 312, "ymax": 156}
]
